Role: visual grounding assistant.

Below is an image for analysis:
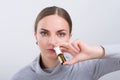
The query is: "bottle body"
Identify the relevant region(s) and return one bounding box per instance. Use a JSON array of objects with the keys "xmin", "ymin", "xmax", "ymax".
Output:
[
  {"xmin": 54, "ymin": 46, "xmax": 66, "ymax": 64},
  {"xmin": 58, "ymin": 53, "xmax": 66, "ymax": 64}
]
